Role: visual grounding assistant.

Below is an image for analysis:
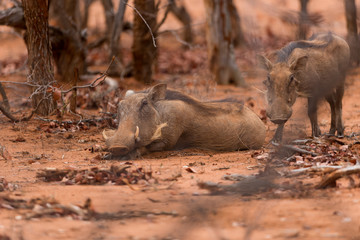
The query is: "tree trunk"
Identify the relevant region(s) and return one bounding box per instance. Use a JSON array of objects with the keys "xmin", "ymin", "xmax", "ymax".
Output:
[
  {"xmin": 82, "ymin": 0, "xmax": 95, "ymax": 29},
  {"xmin": 204, "ymin": 0, "xmax": 246, "ymax": 87},
  {"xmin": 132, "ymin": 0, "xmax": 157, "ymax": 84},
  {"xmin": 108, "ymin": 0, "xmax": 128, "ymax": 75},
  {"xmin": 168, "ymin": 0, "xmax": 193, "ymax": 44},
  {"xmin": 298, "ymin": 0, "xmax": 309, "ymax": 39},
  {"xmin": 23, "ymin": 0, "xmax": 56, "ymax": 116},
  {"xmin": 101, "ymin": 0, "xmax": 114, "ymax": 43},
  {"xmin": 49, "ymin": 0, "xmax": 86, "ymax": 83},
  {"xmin": 228, "ymin": 0, "xmax": 246, "ymax": 47},
  {"xmin": 344, "ymin": 0, "xmax": 360, "ymax": 65}
]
